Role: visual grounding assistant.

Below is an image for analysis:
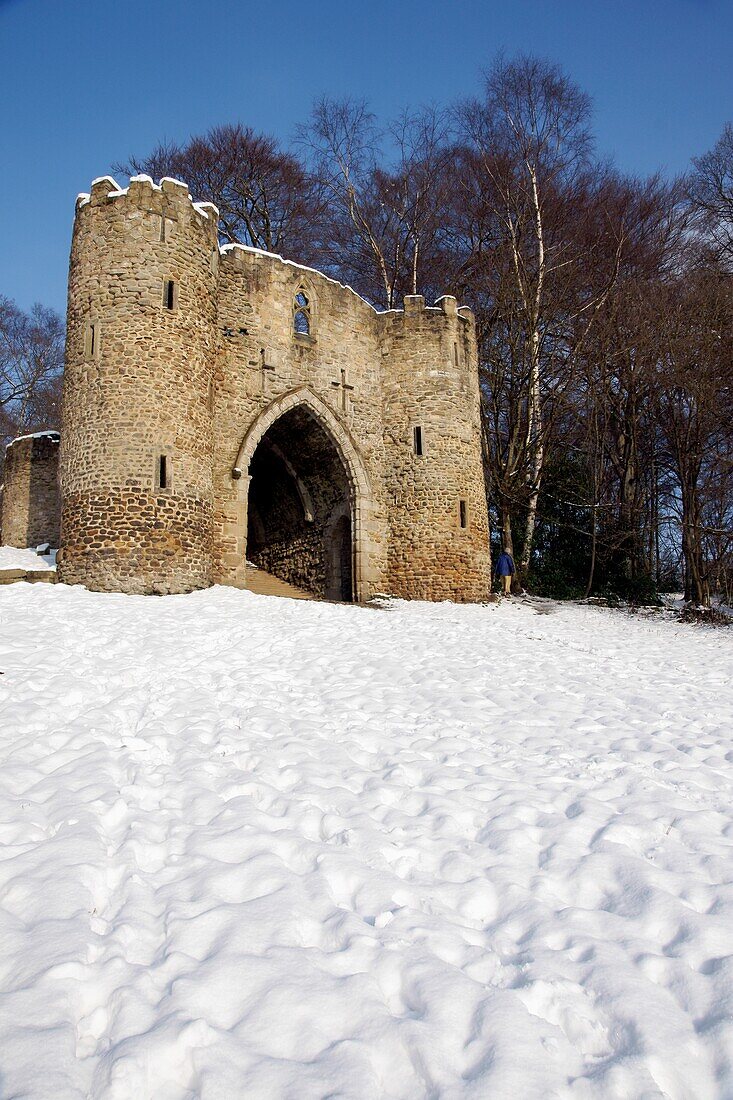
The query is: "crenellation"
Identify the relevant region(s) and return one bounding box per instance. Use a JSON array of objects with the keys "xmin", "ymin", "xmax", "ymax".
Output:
[
  {"xmin": 194, "ymin": 201, "xmax": 219, "ymax": 222},
  {"xmin": 127, "ymin": 175, "xmax": 159, "ymax": 205},
  {"xmin": 89, "ymin": 176, "xmax": 119, "ymax": 204},
  {"xmin": 160, "ymin": 176, "xmax": 189, "ymax": 198},
  {"xmin": 403, "ymin": 294, "xmax": 425, "ymax": 314},
  {"xmin": 435, "ymin": 294, "xmax": 458, "ymax": 317}
]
